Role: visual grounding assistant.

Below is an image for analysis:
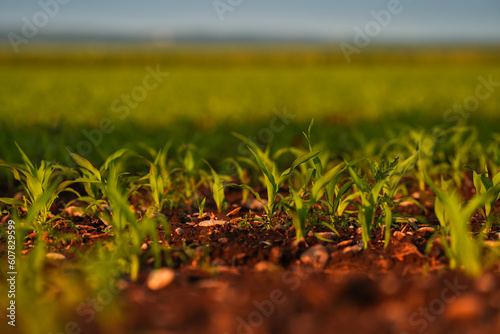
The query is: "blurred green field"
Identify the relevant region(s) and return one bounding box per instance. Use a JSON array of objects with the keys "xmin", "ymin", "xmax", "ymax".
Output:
[{"xmin": 1, "ymin": 47, "xmax": 499, "ymax": 166}]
